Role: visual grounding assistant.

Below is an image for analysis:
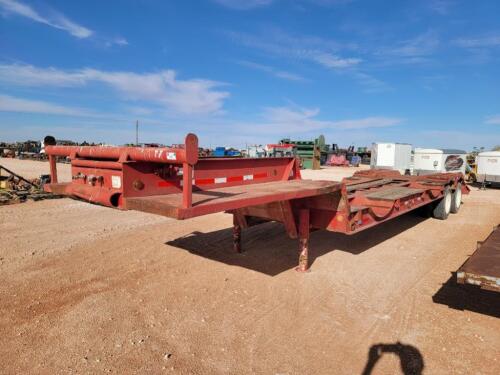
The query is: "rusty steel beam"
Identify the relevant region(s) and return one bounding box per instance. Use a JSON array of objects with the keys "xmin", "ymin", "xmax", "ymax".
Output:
[{"xmin": 45, "ymin": 133, "xmax": 199, "ymax": 165}]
